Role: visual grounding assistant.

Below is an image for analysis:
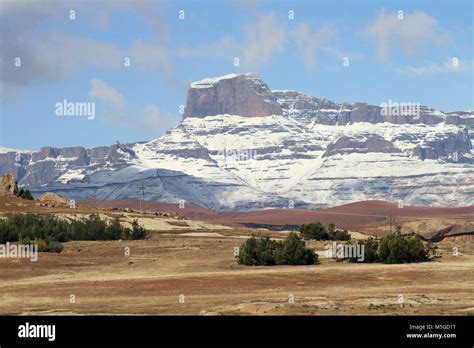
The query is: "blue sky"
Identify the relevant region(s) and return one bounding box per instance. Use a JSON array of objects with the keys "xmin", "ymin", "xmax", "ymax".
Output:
[{"xmin": 1, "ymin": 0, "xmax": 472, "ymax": 150}]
